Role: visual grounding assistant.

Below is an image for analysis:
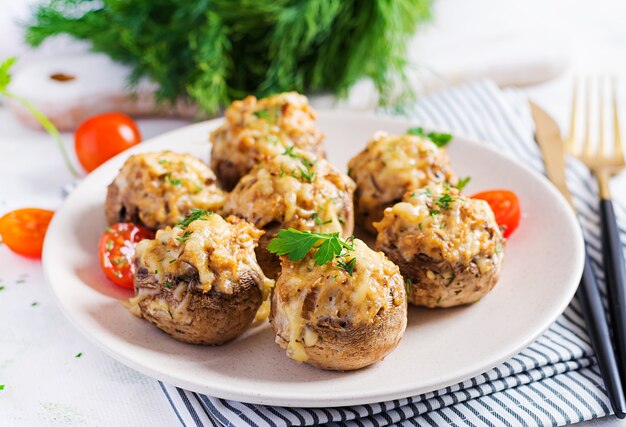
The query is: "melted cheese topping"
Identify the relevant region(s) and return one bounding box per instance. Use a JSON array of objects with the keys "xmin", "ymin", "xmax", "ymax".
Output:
[
  {"xmin": 112, "ymin": 151, "xmax": 225, "ymax": 229},
  {"xmin": 374, "ymin": 184, "xmax": 504, "ymax": 266},
  {"xmin": 223, "ymin": 149, "xmax": 355, "ymax": 236},
  {"xmin": 210, "ymin": 92, "xmax": 325, "ymax": 178},
  {"xmin": 347, "ymin": 132, "xmax": 455, "ymax": 226},
  {"xmin": 274, "ymin": 239, "xmax": 405, "ymax": 362},
  {"xmin": 134, "ymin": 213, "xmax": 273, "ymax": 298}
]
